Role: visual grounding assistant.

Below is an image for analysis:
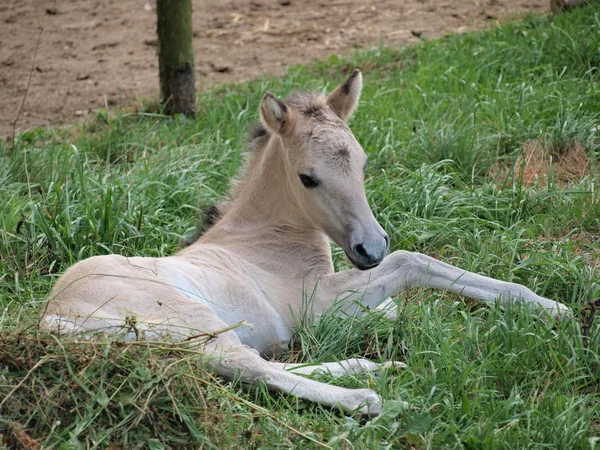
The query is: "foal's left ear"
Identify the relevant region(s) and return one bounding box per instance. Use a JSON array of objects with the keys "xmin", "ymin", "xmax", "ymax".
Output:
[
  {"xmin": 260, "ymin": 92, "xmax": 297, "ymax": 136},
  {"xmin": 326, "ymin": 68, "xmax": 363, "ymax": 122}
]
